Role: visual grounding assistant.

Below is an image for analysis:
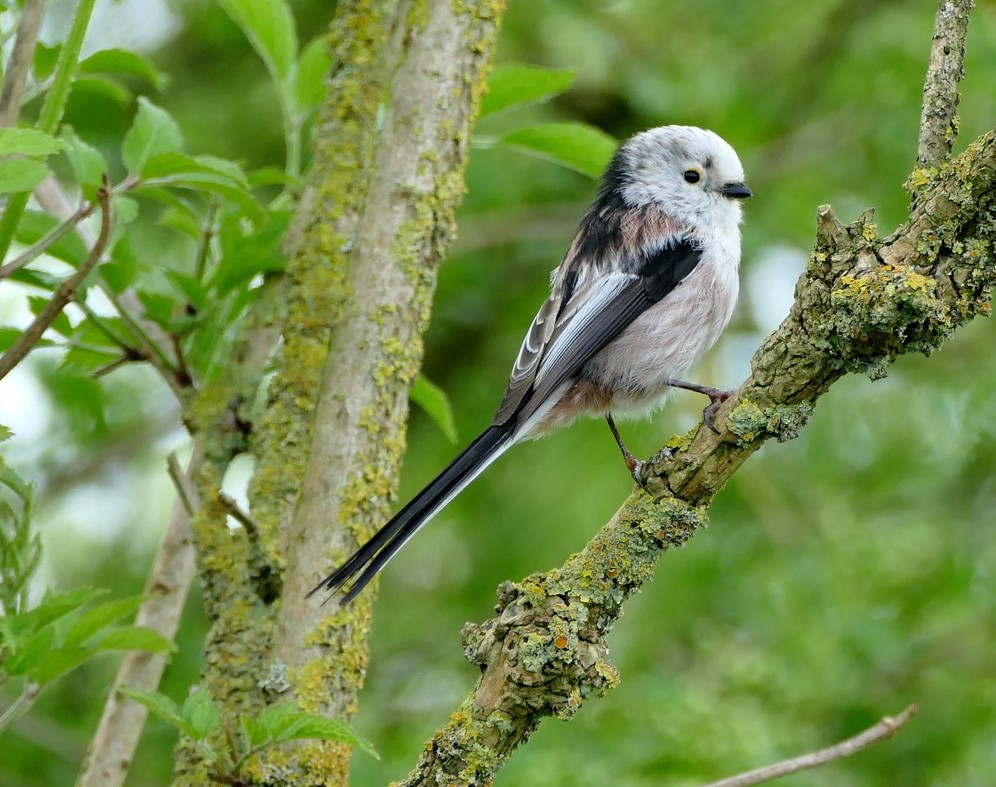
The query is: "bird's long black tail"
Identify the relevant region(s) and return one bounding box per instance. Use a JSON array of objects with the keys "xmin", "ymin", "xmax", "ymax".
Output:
[{"xmin": 307, "ymin": 424, "xmax": 515, "ymax": 605}]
